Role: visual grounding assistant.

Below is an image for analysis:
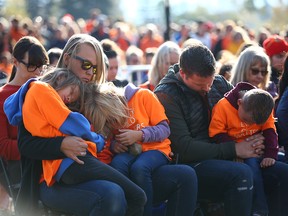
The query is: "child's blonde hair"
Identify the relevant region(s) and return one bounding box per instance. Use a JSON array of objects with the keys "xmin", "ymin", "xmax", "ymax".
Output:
[{"xmin": 82, "ymin": 82, "xmax": 129, "ymax": 137}]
